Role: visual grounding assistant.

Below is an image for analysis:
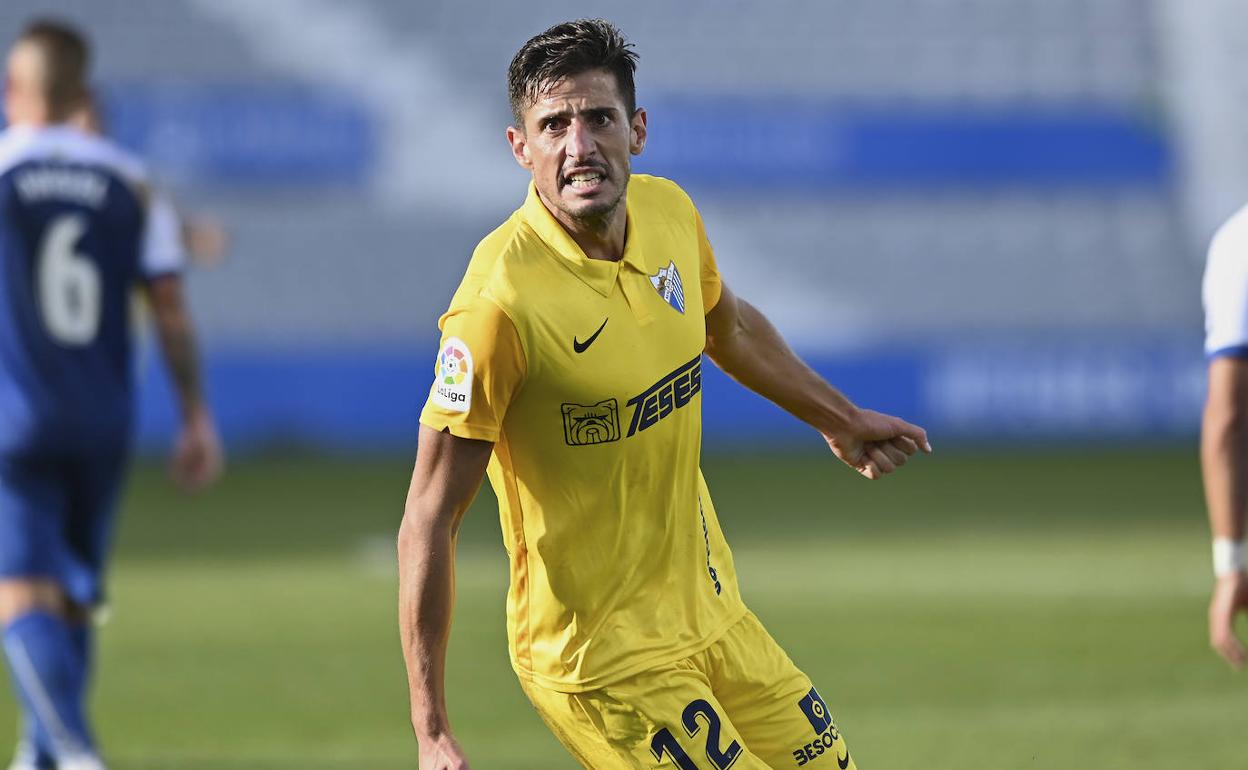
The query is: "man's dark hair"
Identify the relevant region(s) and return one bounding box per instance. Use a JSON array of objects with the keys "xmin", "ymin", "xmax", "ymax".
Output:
[
  {"xmin": 18, "ymin": 18, "xmax": 90, "ymax": 113},
  {"xmin": 507, "ymin": 19, "xmax": 638, "ymax": 128}
]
